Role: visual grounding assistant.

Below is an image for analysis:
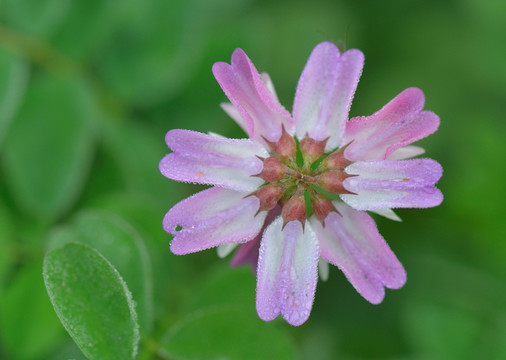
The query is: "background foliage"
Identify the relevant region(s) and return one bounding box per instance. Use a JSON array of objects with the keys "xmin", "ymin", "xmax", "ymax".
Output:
[{"xmin": 0, "ymin": 0, "xmax": 505, "ymax": 359}]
